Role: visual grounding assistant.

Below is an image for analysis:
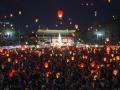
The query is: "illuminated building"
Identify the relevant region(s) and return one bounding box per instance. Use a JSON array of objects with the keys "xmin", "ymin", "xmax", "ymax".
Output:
[{"xmin": 37, "ymin": 29, "xmax": 75, "ymax": 47}]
